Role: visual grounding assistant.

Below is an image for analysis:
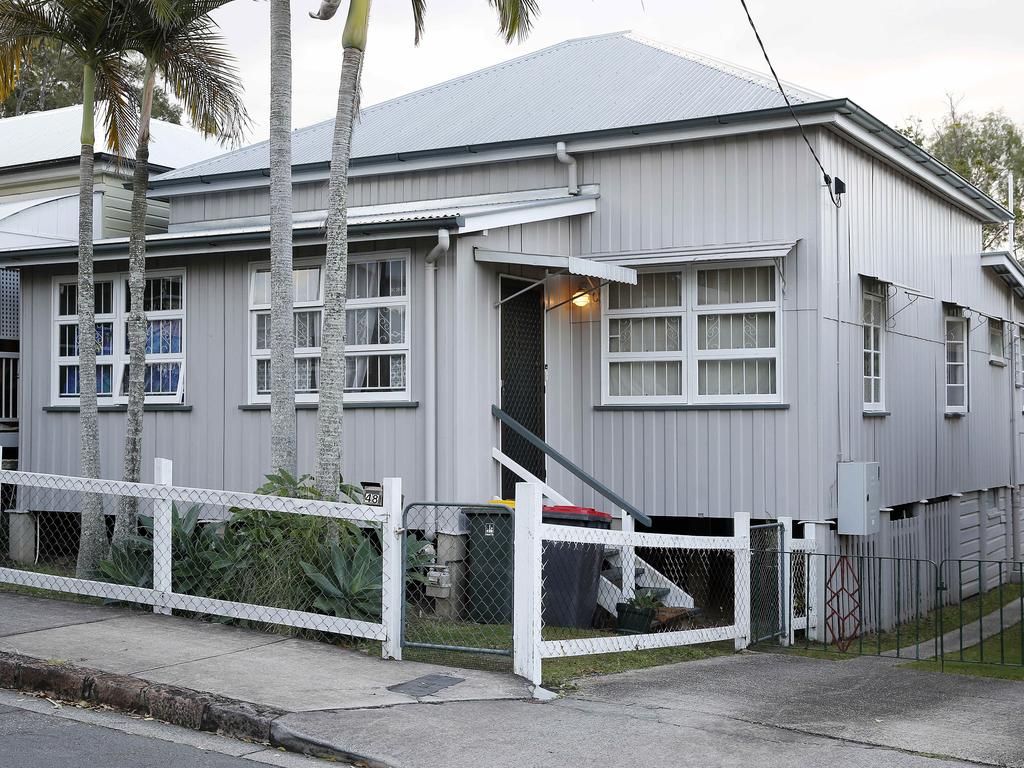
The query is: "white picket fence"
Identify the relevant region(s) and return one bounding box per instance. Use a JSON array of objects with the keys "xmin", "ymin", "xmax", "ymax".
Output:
[{"xmin": 0, "ymin": 460, "xmax": 406, "ymax": 659}]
